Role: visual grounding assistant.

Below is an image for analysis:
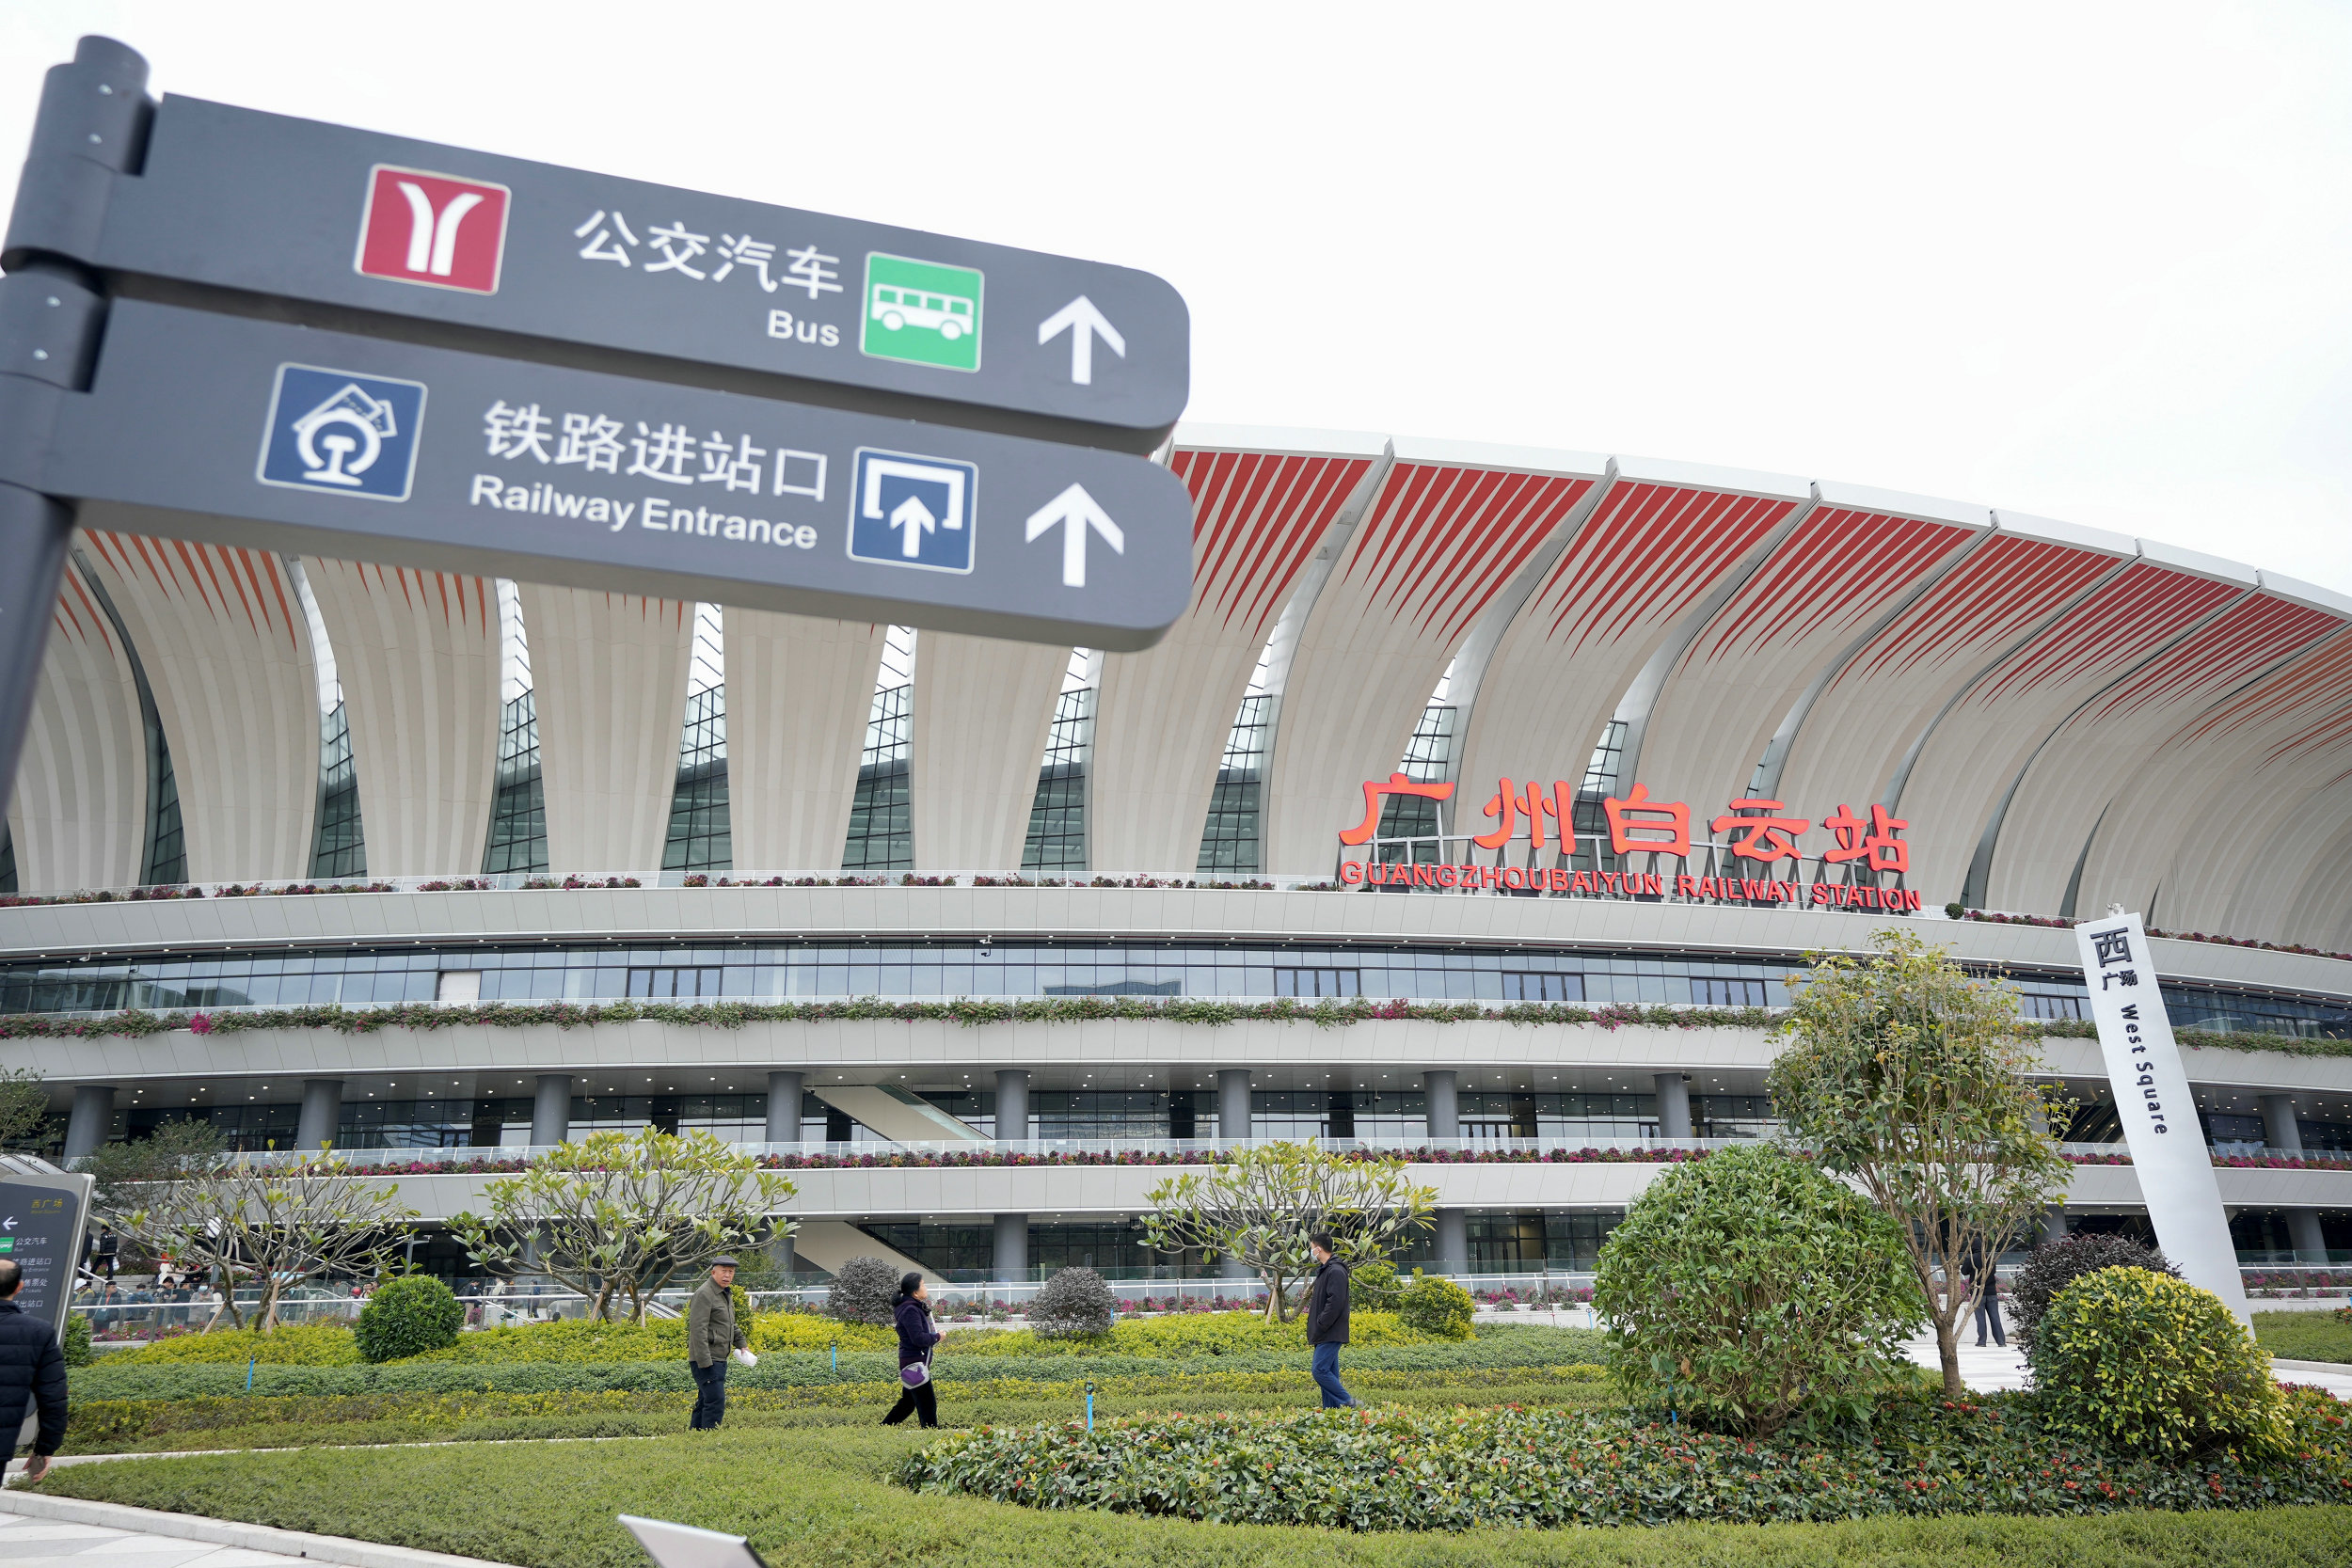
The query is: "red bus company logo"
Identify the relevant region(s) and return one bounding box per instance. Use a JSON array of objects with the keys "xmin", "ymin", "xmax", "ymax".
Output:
[{"xmin": 355, "ymin": 166, "xmax": 510, "ymax": 294}]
